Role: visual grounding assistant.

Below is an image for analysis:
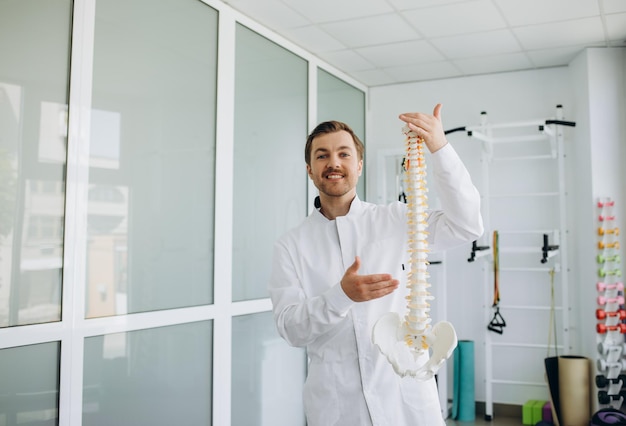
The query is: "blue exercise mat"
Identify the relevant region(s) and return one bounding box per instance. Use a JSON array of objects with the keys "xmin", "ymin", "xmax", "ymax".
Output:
[{"xmin": 452, "ymin": 340, "xmax": 475, "ymax": 421}]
